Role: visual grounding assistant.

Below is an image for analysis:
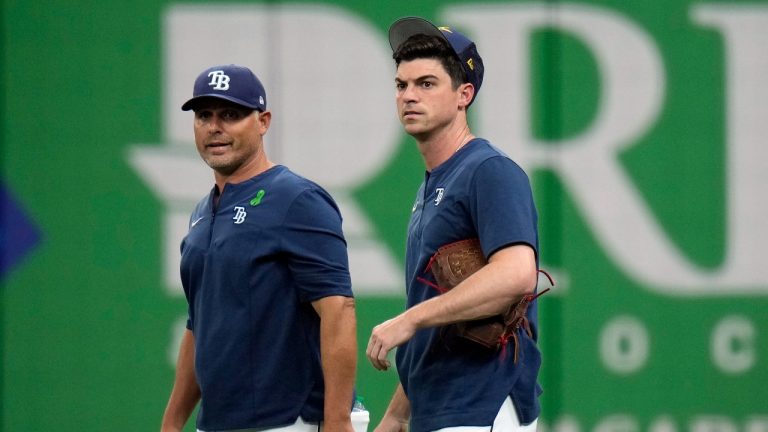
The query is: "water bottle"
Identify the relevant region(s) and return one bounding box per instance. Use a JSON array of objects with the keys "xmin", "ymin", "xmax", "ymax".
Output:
[
  {"xmin": 352, "ymin": 396, "xmax": 366, "ymax": 412},
  {"xmin": 351, "ymin": 396, "xmax": 370, "ymax": 432}
]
